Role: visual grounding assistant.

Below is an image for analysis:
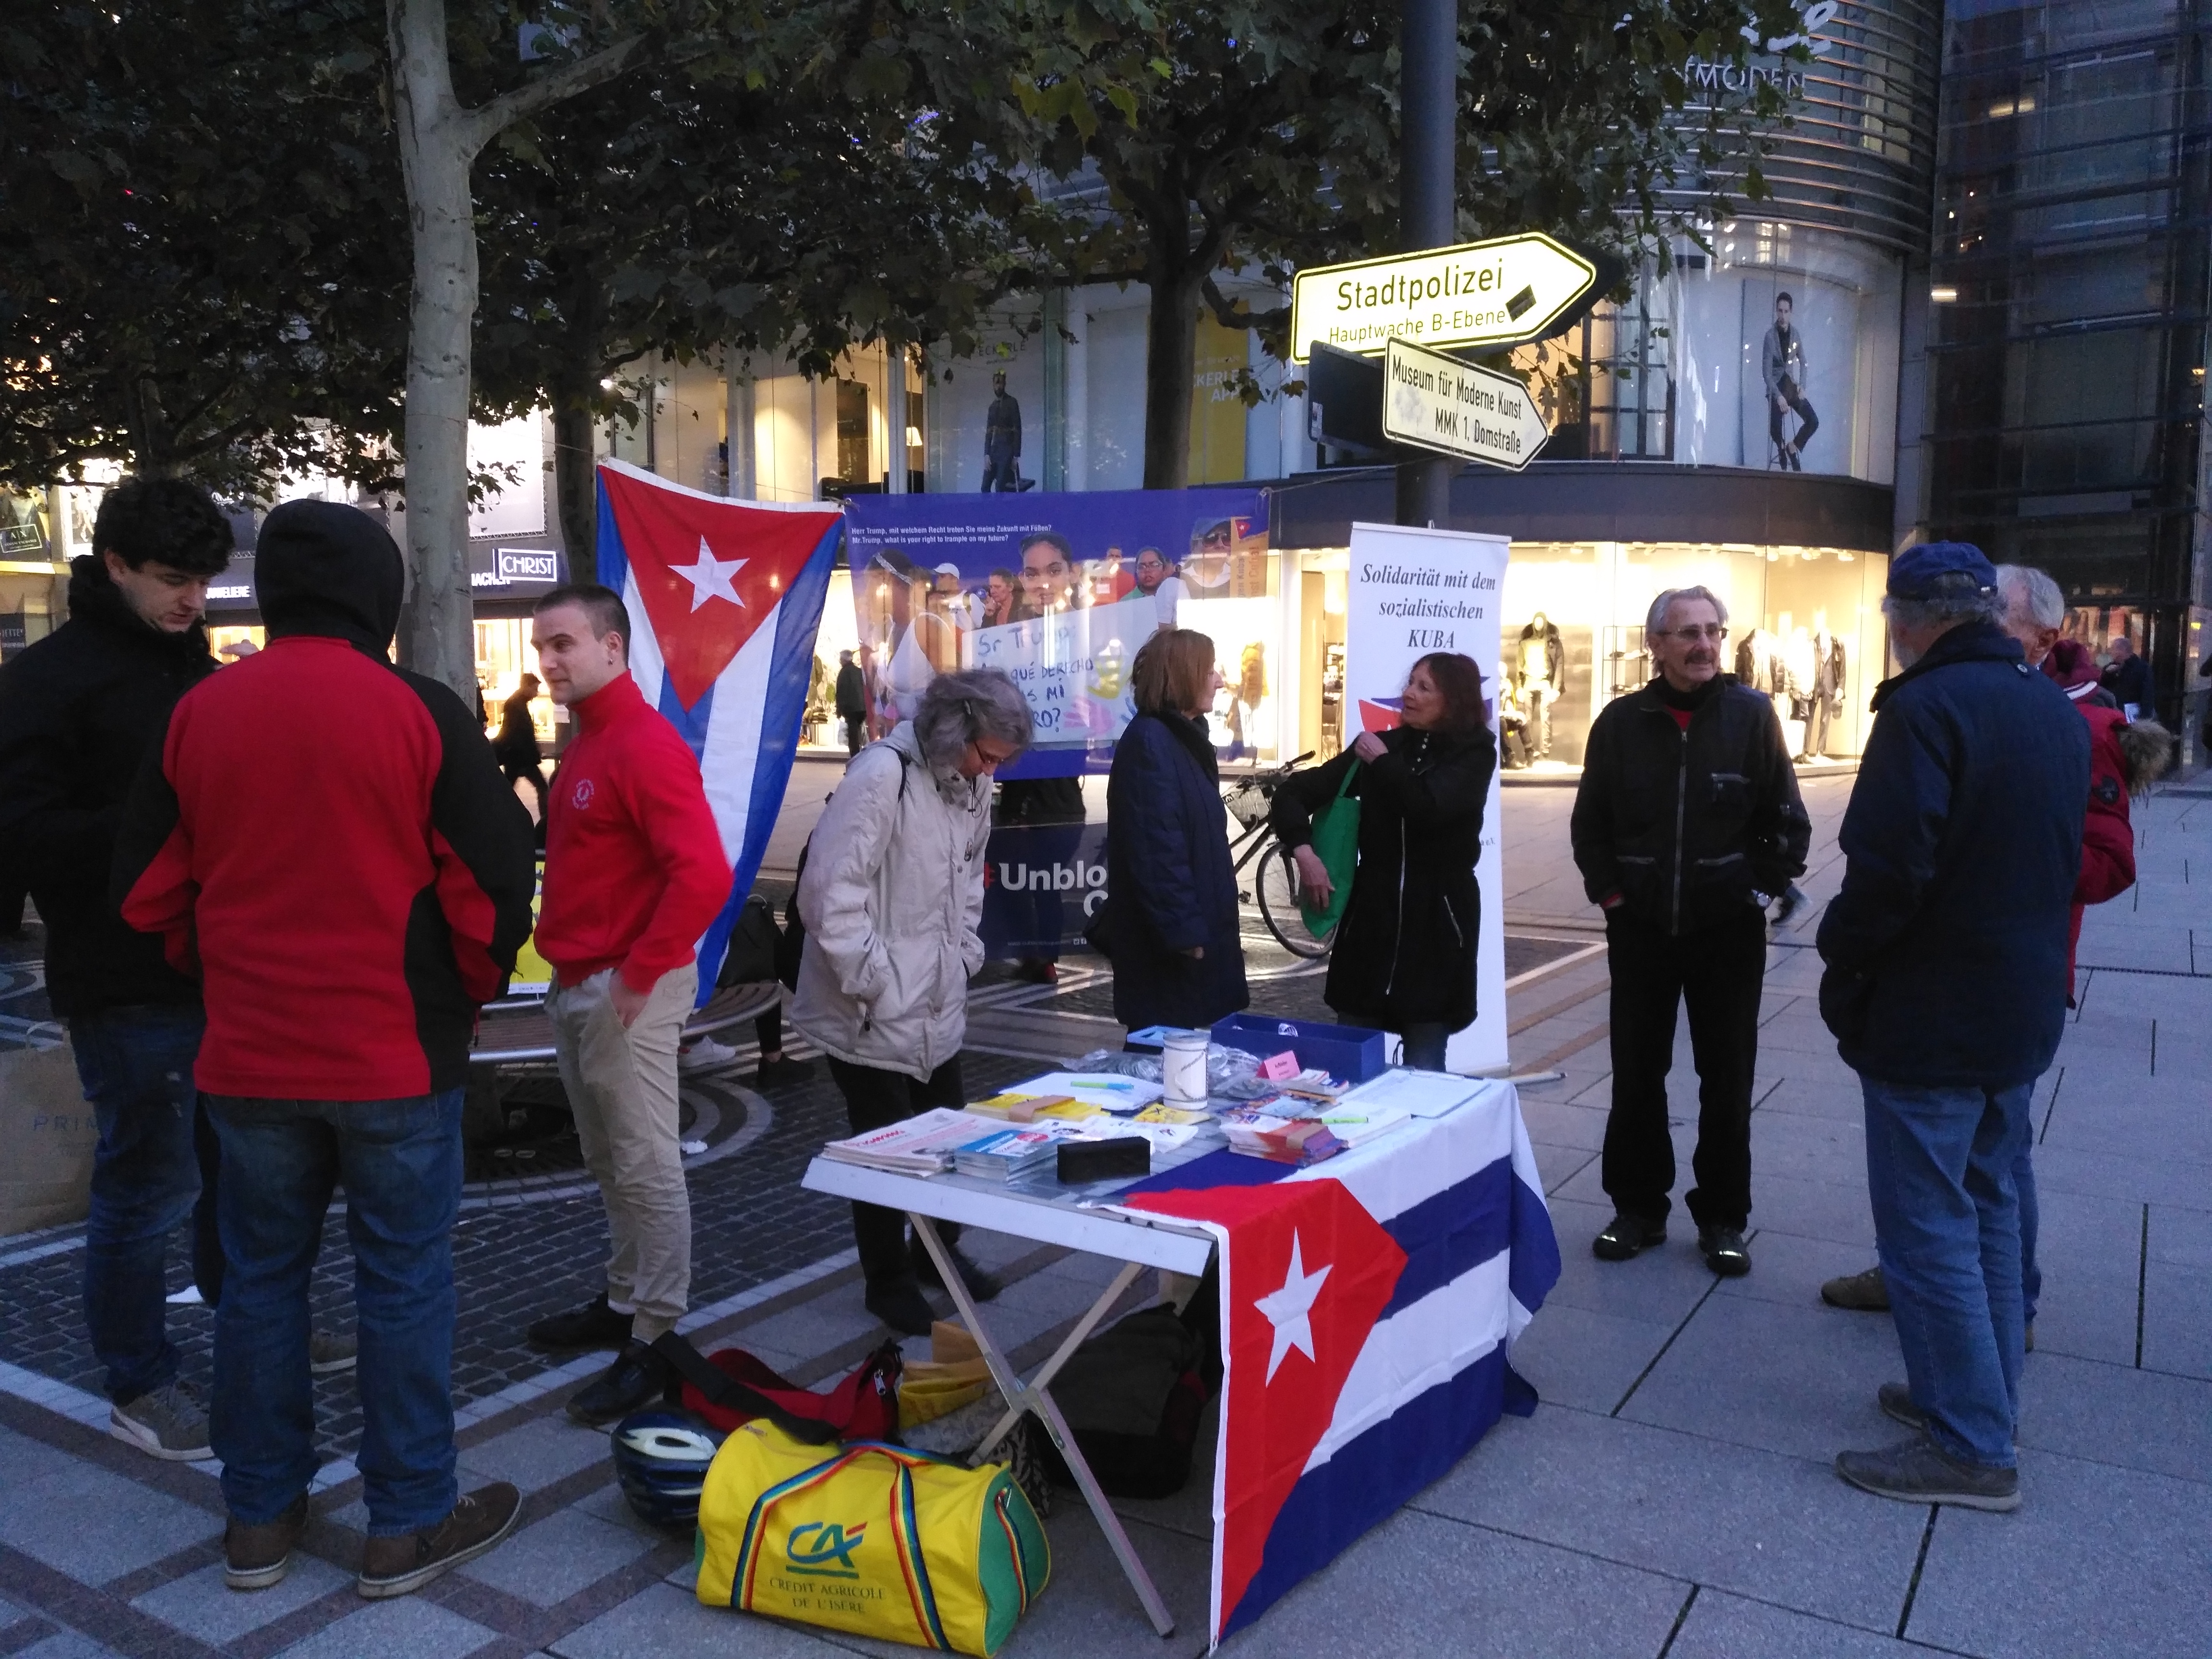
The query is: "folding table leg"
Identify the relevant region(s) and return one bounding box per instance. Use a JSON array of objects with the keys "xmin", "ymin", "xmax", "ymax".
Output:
[{"xmin": 909, "ymin": 1214, "xmax": 1178, "ymax": 1639}]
